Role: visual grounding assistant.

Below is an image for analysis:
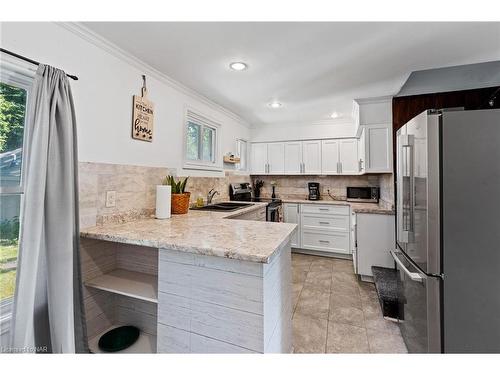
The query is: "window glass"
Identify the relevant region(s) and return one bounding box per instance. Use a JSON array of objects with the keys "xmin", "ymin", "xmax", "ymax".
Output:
[
  {"xmin": 184, "ymin": 111, "xmax": 219, "ymax": 169},
  {"xmin": 202, "ymin": 127, "xmax": 214, "ymax": 162},
  {"xmin": 186, "ymin": 121, "xmax": 200, "ymax": 161},
  {"xmin": 0, "ymin": 195, "xmax": 20, "ymax": 301},
  {"xmin": 236, "ymin": 139, "xmax": 247, "ymax": 171},
  {"xmin": 0, "ymin": 80, "xmax": 27, "ymax": 303},
  {"xmin": 0, "ymin": 82, "xmax": 26, "ymax": 188}
]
